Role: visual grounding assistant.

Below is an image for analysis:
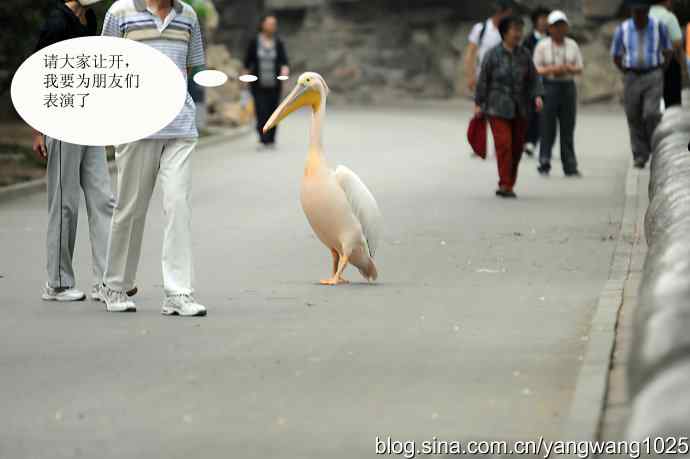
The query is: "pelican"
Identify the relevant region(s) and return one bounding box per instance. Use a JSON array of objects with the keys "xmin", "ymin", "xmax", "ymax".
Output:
[{"xmin": 263, "ymin": 72, "xmax": 382, "ymax": 285}]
